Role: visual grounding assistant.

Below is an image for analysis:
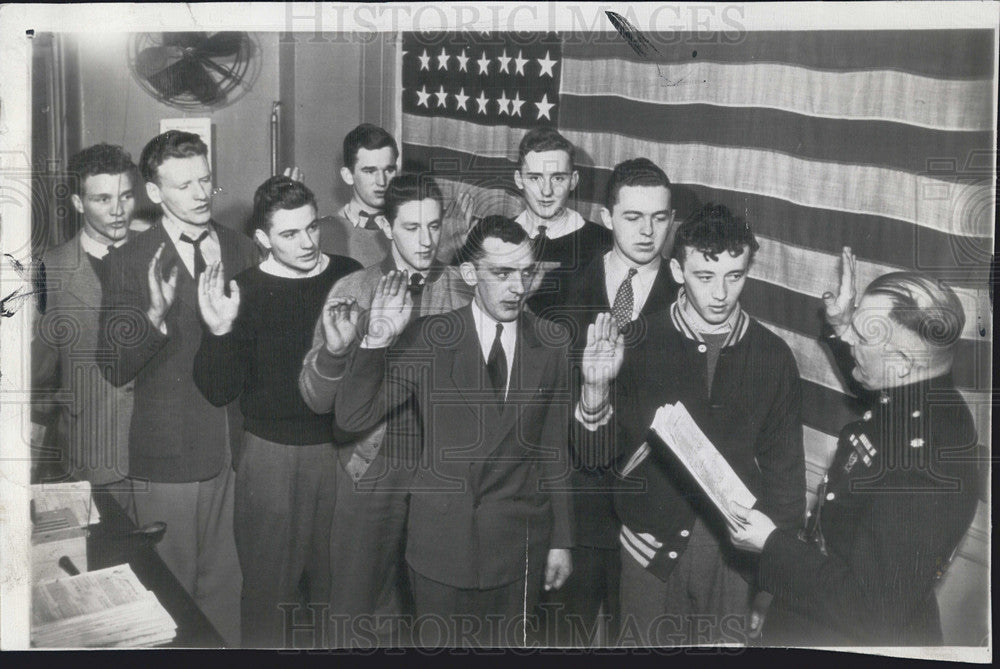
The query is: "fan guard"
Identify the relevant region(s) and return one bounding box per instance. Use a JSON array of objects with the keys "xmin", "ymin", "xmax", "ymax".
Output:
[{"xmin": 127, "ymin": 32, "xmax": 261, "ymax": 111}]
